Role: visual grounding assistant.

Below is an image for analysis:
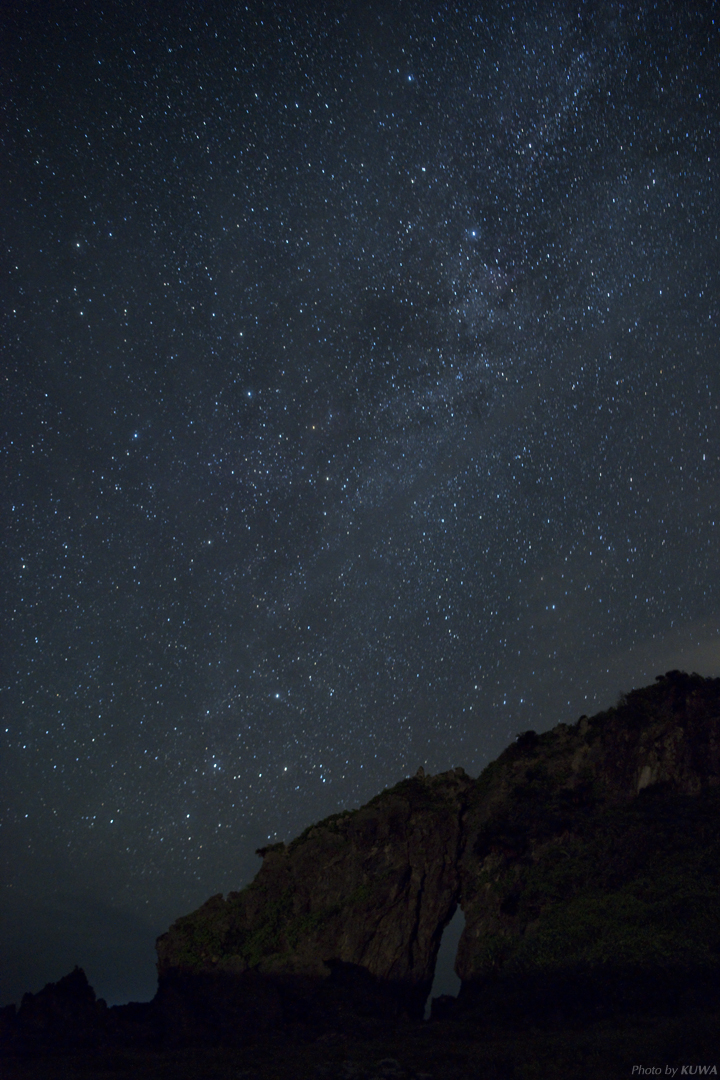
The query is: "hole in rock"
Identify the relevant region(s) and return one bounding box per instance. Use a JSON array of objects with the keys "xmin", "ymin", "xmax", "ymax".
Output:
[{"xmin": 424, "ymin": 904, "xmax": 465, "ymax": 1019}]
